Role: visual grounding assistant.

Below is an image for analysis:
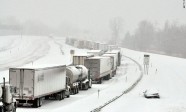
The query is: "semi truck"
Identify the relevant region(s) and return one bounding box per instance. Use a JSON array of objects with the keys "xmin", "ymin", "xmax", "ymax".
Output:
[
  {"xmin": 102, "ymin": 53, "xmax": 117, "ymax": 75},
  {"xmin": 0, "ymin": 78, "xmax": 17, "ymax": 112},
  {"xmin": 66, "ymin": 65, "xmax": 92, "ymax": 94},
  {"xmin": 9, "ymin": 65, "xmax": 70, "ymax": 108},
  {"xmin": 84, "ymin": 56, "xmax": 112, "ymax": 84},
  {"xmin": 106, "ymin": 50, "xmax": 121, "ymax": 66}
]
